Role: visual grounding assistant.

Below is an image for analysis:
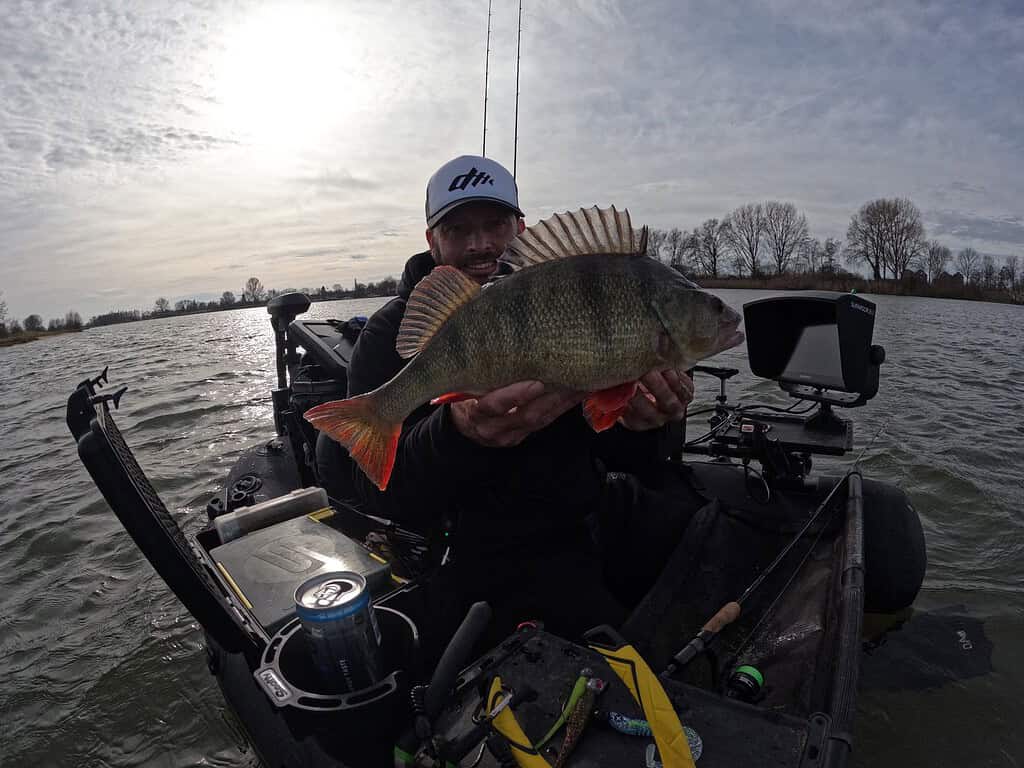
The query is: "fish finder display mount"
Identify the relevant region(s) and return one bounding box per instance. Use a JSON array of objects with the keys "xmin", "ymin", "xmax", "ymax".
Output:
[{"xmin": 684, "ymin": 292, "xmax": 886, "ymax": 485}]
